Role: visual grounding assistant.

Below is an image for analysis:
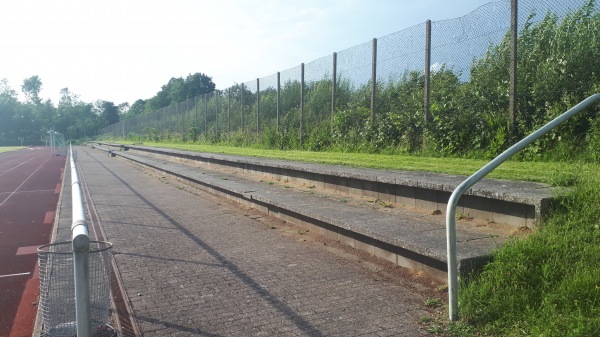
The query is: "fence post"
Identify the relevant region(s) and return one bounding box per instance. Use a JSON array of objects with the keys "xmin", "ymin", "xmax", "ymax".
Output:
[
  {"xmin": 228, "ymin": 88, "xmax": 231, "ymax": 133},
  {"xmin": 277, "ymin": 72, "xmax": 281, "ymax": 131},
  {"xmin": 241, "ymin": 83, "xmax": 245, "ymax": 132},
  {"xmin": 205, "ymin": 94, "xmax": 208, "ymax": 135},
  {"xmin": 256, "ymin": 78, "xmax": 260, "ymax": 133},
  {"xmin": 371, "ymin": 38, "xmax": 377, "ymax": 120},
  {"xmin": 214, "ymin": 92, "xmax": 218, "ymax": 134},
  {"xmin": 509, "ymin": 0, "xmax": 518, "ymax": 136},
  {"xmin": 332, "ymin": 52, "xmax": 337, "ymax": 132},
  {"xmin": 424, "ymin": 19, "xmax": 432, "ymax": 123},
  {"xmin": 300, "ymin": 63, "xmax": 304, "ymax": 144}
]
